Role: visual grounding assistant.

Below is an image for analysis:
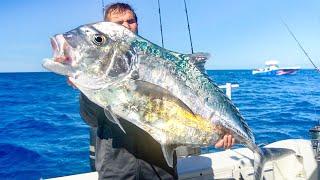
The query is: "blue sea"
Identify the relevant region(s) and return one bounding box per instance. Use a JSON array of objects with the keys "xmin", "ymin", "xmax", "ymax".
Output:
[{"xmin": 0, "ymin": 70, "xmax": 319, "ymax": 179}]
